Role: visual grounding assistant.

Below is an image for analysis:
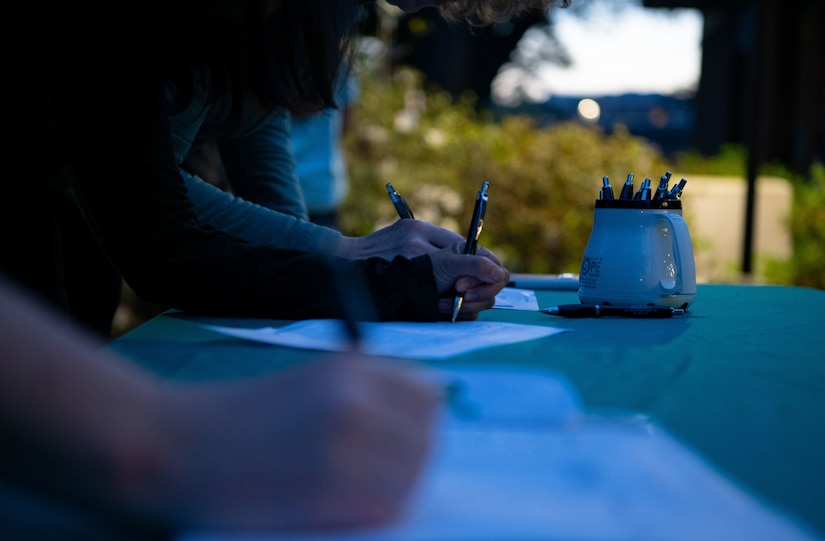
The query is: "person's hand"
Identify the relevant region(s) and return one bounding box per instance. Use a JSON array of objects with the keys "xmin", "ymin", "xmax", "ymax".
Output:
[
  {"xmin": 146, "ymin": 355, "xmax": 440, "ymax": 531},
  {"xmin": 428, "ymin": 242, "xmax": 510, "ymax": 320},
  {"xmin": 336, "ymin": 219, "xmax": 500, "ymax": 264}
]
